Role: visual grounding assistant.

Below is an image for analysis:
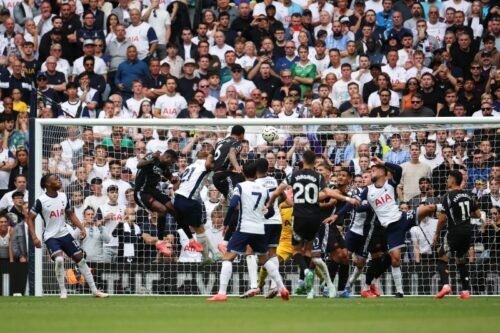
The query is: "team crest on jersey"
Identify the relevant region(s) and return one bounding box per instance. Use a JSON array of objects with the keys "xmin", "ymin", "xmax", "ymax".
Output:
[{"xmin": 375, "ymin": 193, "xmax": 393, "ymax": 206}]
